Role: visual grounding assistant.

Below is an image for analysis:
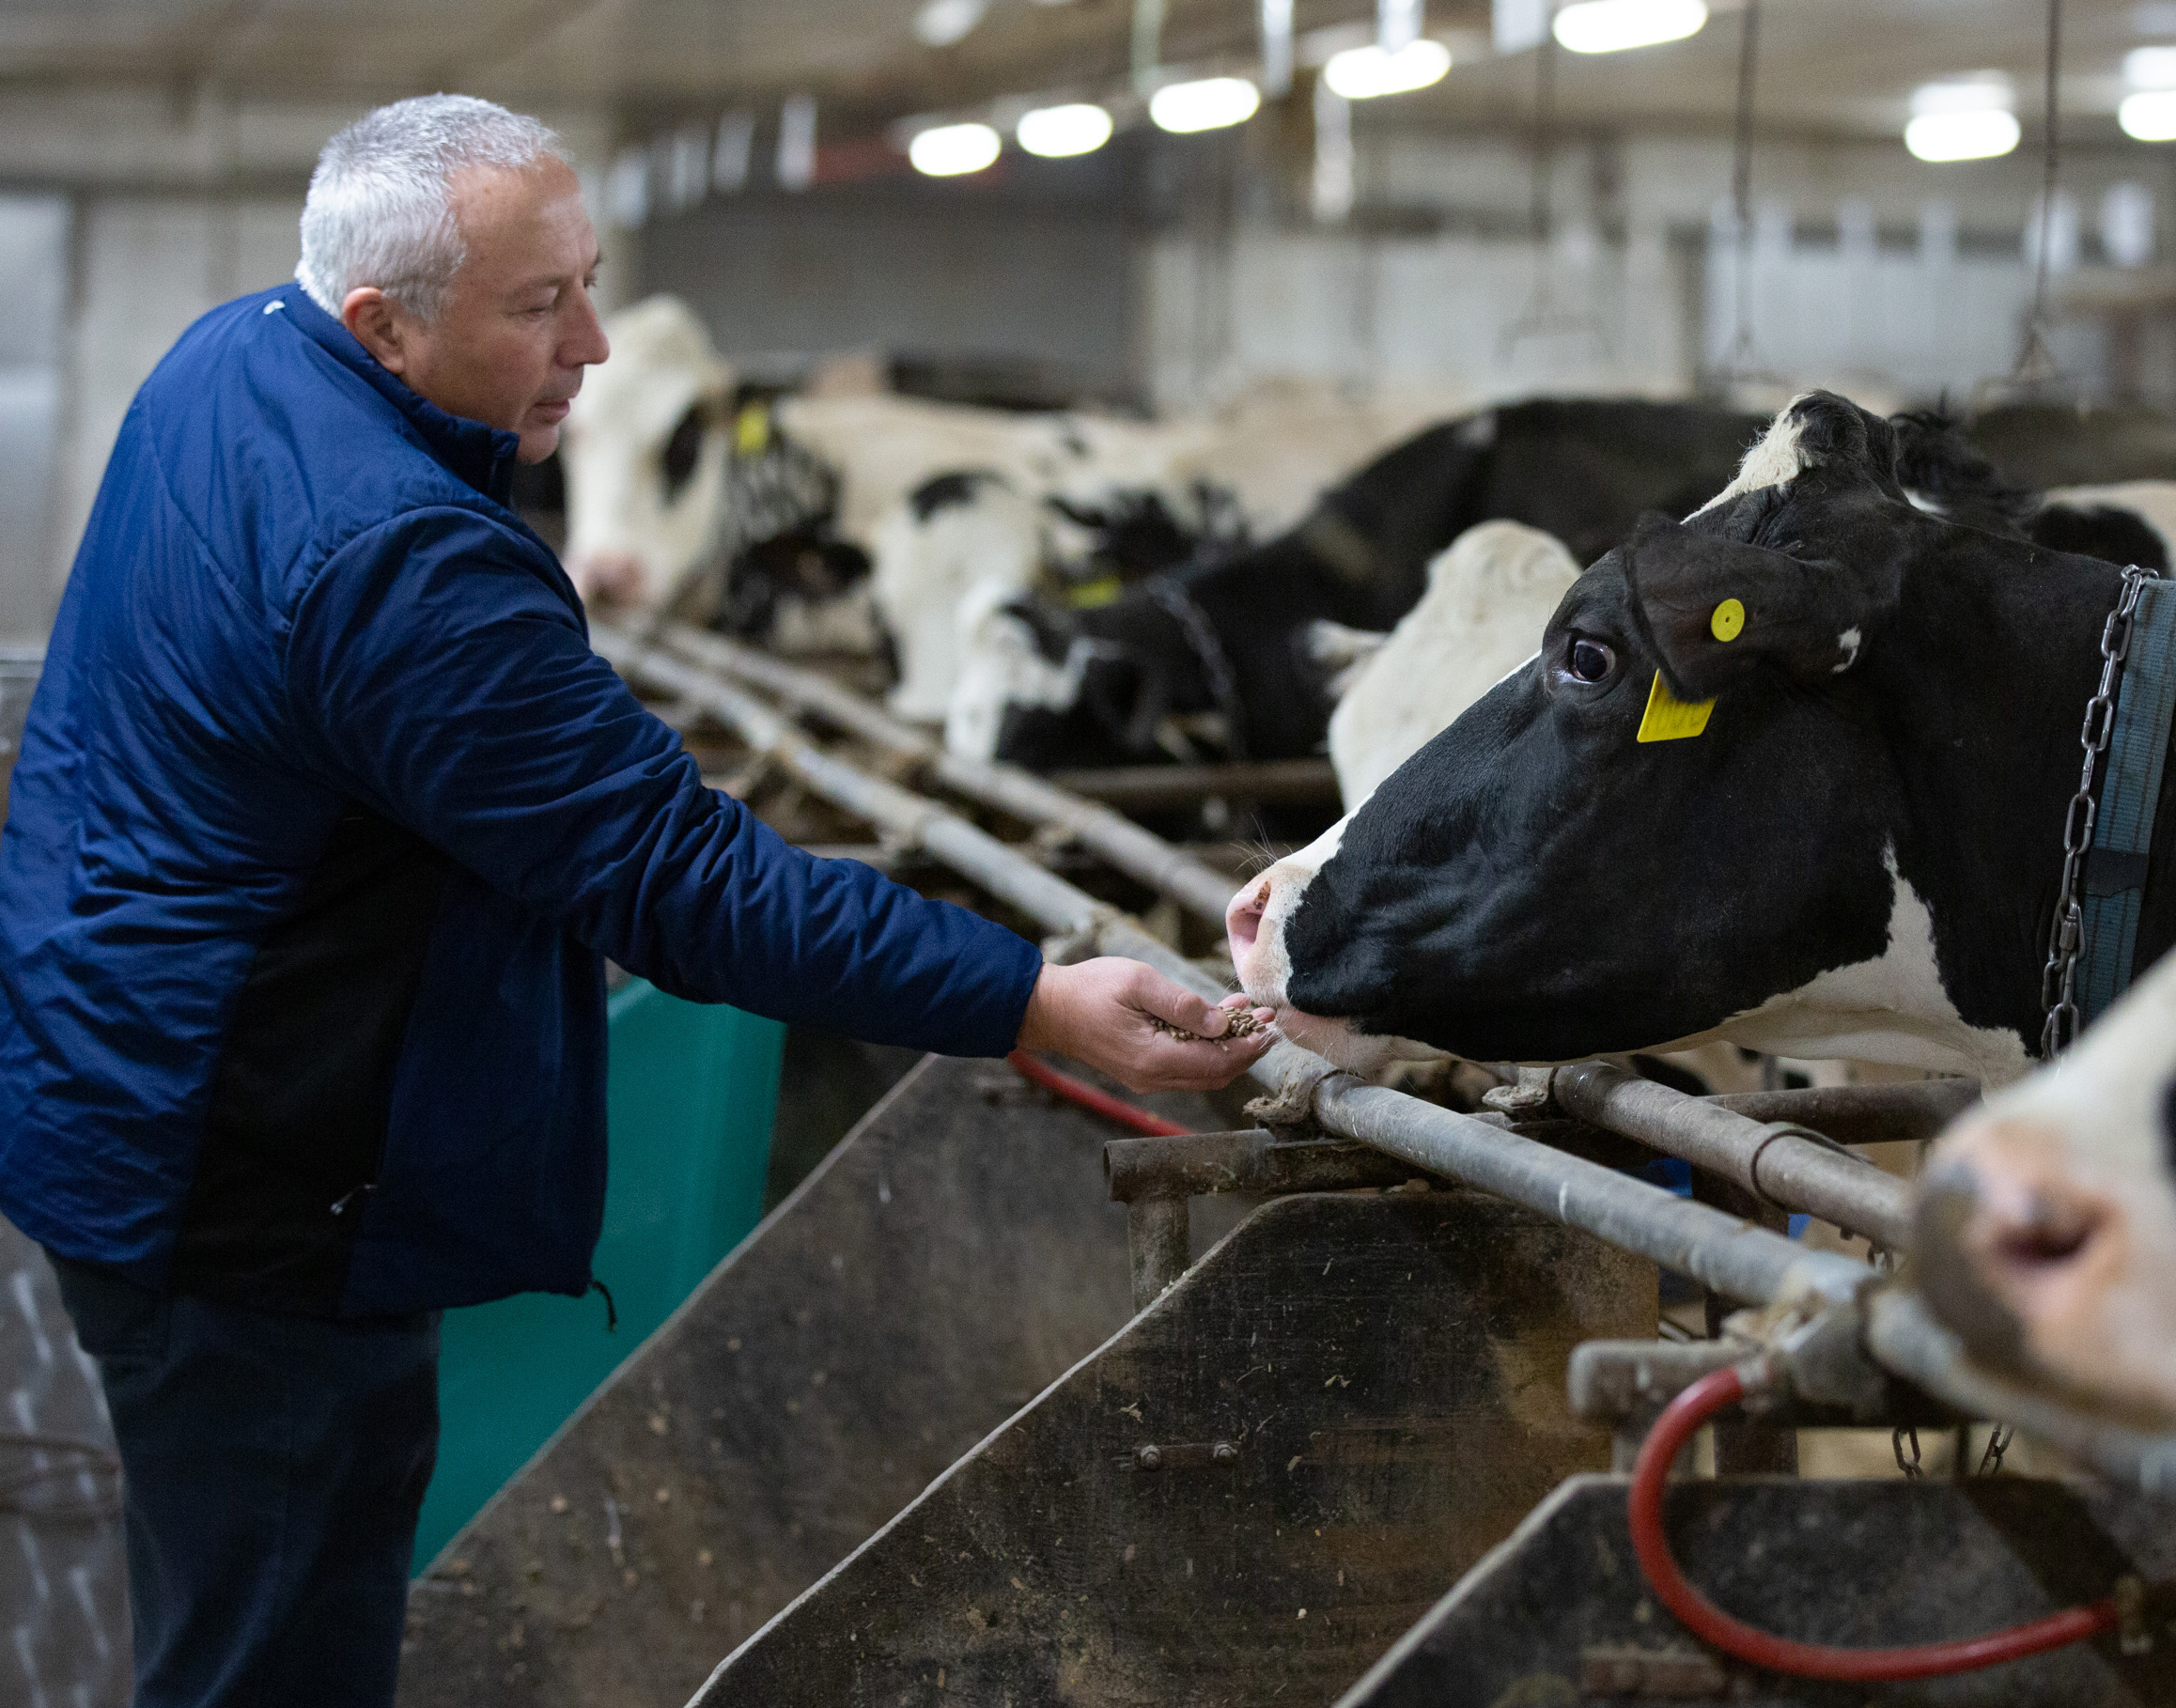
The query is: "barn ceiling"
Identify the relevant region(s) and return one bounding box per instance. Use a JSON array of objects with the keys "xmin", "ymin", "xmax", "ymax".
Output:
[{"xmin": 0, "ymin": 0, "xmax": 2168, "ymax": 148}]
